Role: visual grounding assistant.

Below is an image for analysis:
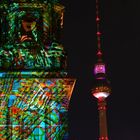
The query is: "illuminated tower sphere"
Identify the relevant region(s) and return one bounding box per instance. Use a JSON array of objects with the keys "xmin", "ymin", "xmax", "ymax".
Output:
[
  {"xmin": 0, "ymin": 0, "xmax": 76, "ymax": 140},
  {"xmin": 92, "ymin": 0, "xmax": 111, "ymax": 139}
]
